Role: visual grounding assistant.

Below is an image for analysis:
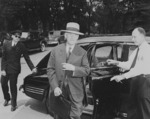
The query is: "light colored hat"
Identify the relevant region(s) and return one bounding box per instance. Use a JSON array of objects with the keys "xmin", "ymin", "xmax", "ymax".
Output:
[{"xmin": 61, "ymin": 22, "xmax": 84, "ymax": 35}]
